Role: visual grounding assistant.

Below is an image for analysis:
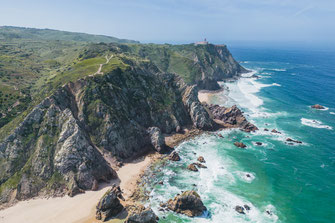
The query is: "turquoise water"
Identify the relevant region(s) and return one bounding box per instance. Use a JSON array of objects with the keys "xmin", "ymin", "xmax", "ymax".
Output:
[{"xmin": 145, "ymin": 47, "xmax": 335, "ymax": 223}]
